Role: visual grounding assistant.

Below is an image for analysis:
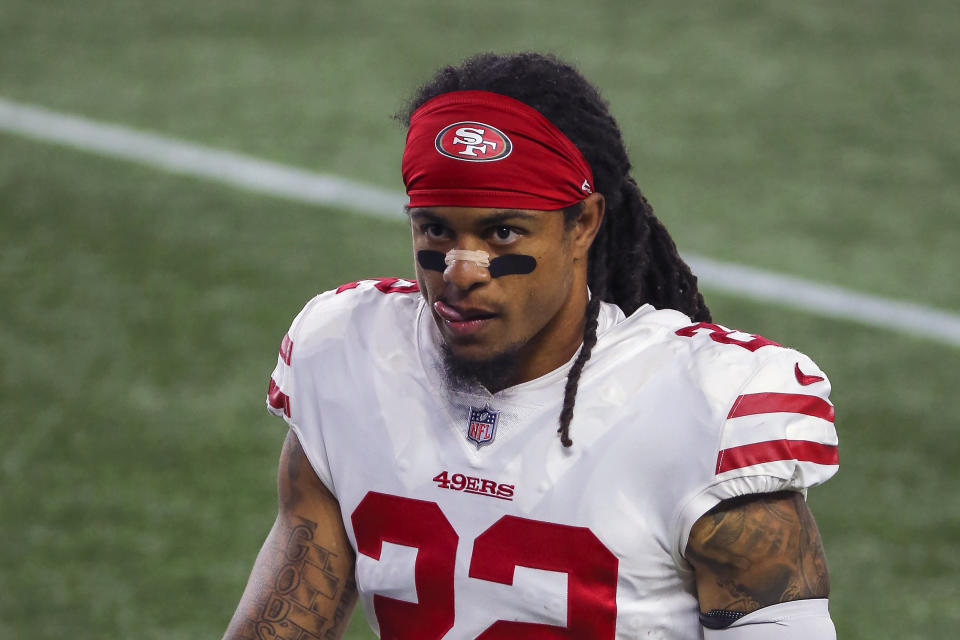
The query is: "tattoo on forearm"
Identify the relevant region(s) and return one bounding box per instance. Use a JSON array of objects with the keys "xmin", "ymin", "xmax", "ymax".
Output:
[
  {"xmin": 244, "ymin": 517, "xmax": 357, "ymax": 640},
  {"xmin": 687, "ymin": 492, "xmax": 829, "ymax": 611}
]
